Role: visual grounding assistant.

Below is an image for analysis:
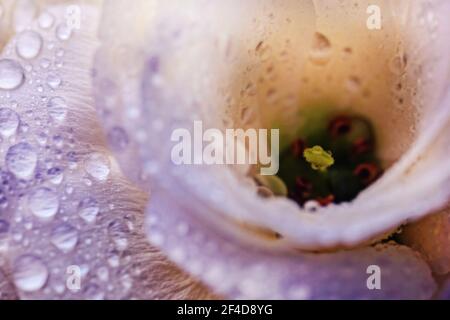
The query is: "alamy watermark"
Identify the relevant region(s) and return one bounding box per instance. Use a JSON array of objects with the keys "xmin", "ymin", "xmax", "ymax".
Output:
[
  {"xmin": 65, "ymin": 5, "xmax": 82, "ymax": 31},
  {"xmin": 66, "ymin": 265, "xmax": 81, "ymax": 291},
  {"xmin": 366, "ymin": 4, "xmax": 382, "ymax": 30},
  {"xmin": 366, "ymin": 265, "xmax": 381, "ymax": 290},
  {"xmin": 170, "ymin": 121, "xmax": 279, "ymax": 175}
]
